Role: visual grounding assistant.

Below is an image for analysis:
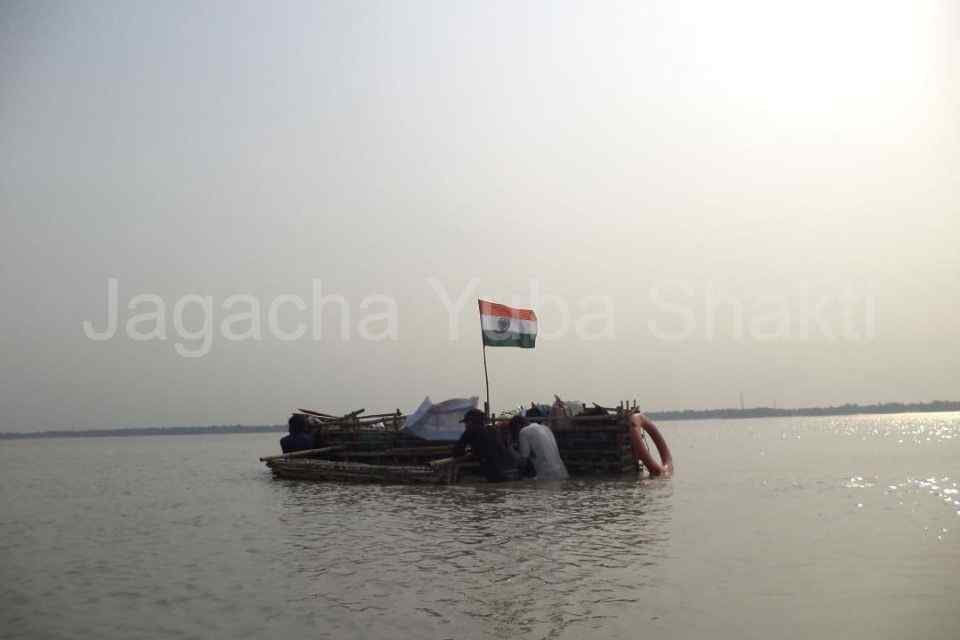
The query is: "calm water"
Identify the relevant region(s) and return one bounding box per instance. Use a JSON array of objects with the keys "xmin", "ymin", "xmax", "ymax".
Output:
[{"xmin": 2, "ymin": 413, "xmax": 959, "ymax": 639}]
